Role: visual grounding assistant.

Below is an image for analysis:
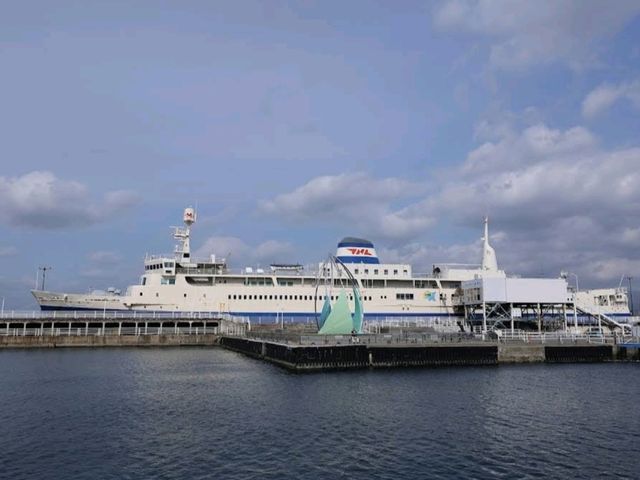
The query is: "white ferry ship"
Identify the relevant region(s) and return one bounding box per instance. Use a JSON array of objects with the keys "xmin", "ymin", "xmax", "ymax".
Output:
[{"xmin": 32, "ymin": 208, "xmax": 632, "ymax": 326}]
